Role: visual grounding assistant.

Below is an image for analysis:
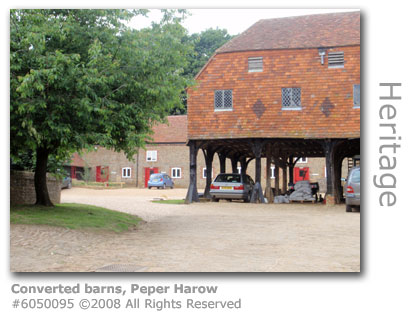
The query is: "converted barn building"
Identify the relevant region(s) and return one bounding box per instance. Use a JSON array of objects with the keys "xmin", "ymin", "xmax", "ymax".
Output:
[{"xmin": 185, "ymin": 12, "xmax": 360, "ymax": 204}]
